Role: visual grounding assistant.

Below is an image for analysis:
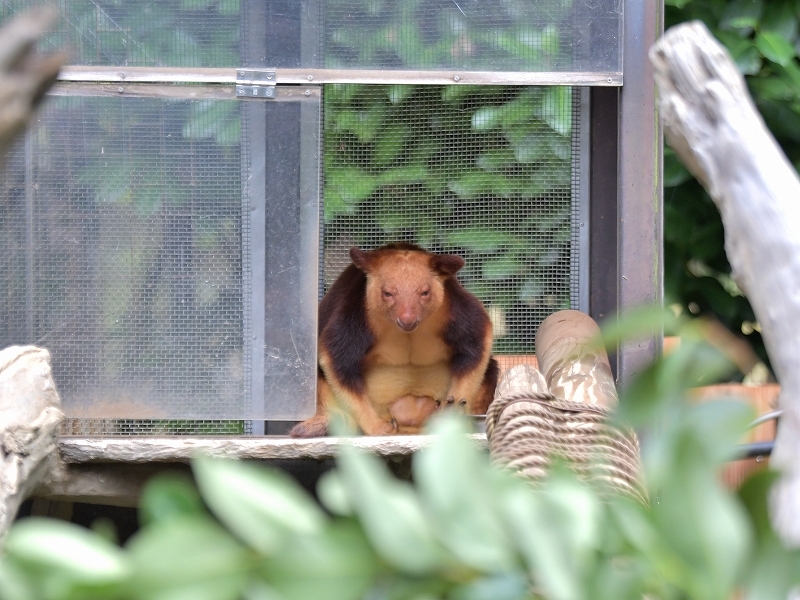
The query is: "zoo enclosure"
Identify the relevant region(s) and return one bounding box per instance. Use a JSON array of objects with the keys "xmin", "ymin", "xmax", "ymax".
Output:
[{"xmin": 0, "ymin": 0, "xmax": 661, "ymax": 433}]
